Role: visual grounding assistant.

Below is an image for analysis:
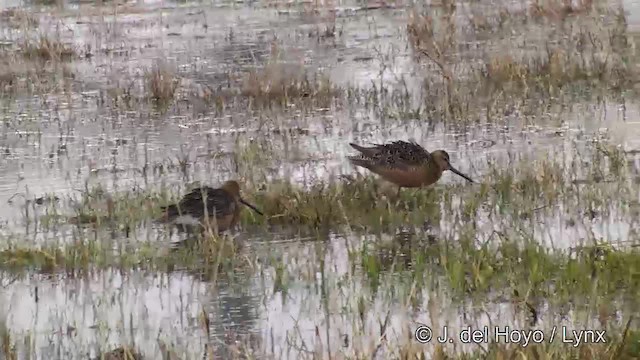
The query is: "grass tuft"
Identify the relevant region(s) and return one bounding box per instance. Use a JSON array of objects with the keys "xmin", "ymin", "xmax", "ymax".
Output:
[
  {"xmin": 98, "ymin": 346, "xmax": 143, "ymax": 360},
  {"xmin": 241, "ymin": 63, "xmax": 341, "ymax": 108},
  {"xmin": 20, "ymin": 35, "xmax": 76, "ymax": 61},
  {"xmin": 146, "ymin": 62, "xmax": 180, "ymax": 107}
]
